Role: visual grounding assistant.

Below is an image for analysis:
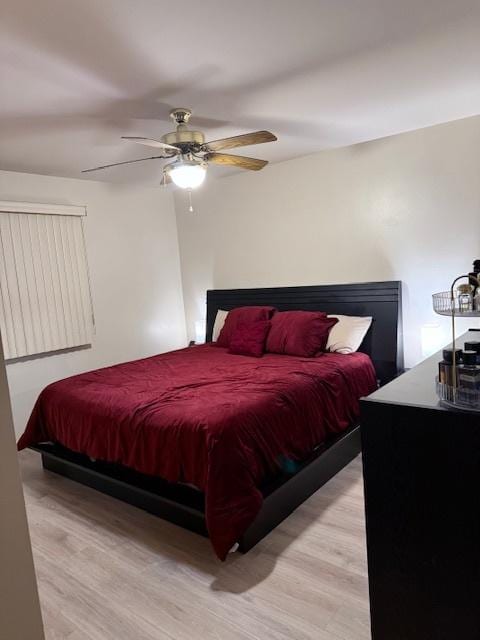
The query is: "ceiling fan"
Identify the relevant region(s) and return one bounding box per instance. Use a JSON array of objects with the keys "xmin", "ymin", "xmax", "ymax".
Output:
[{"xmin": 82, "ymin": 108, "xmax": 277, "ymax": 190}]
